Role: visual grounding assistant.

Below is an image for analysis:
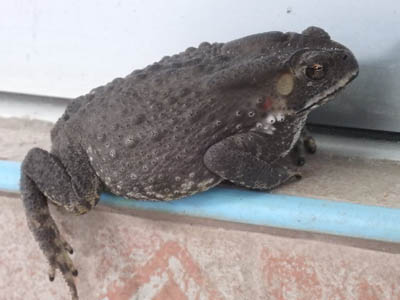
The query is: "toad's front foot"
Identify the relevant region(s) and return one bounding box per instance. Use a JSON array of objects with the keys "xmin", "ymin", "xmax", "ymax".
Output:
[{"xmin": 292, "ymin": 128, "xmax": 317, "ymax": 166}]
